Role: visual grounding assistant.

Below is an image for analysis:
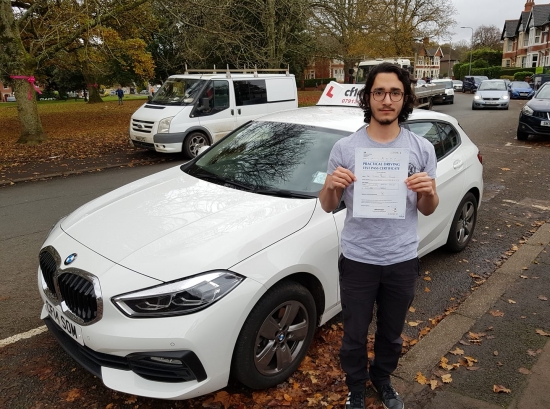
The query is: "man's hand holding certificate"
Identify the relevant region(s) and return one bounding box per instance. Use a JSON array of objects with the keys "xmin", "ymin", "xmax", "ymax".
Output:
[{"xmin": 353, "ymin": 148, "xmax": 409, "ymax": 219}]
